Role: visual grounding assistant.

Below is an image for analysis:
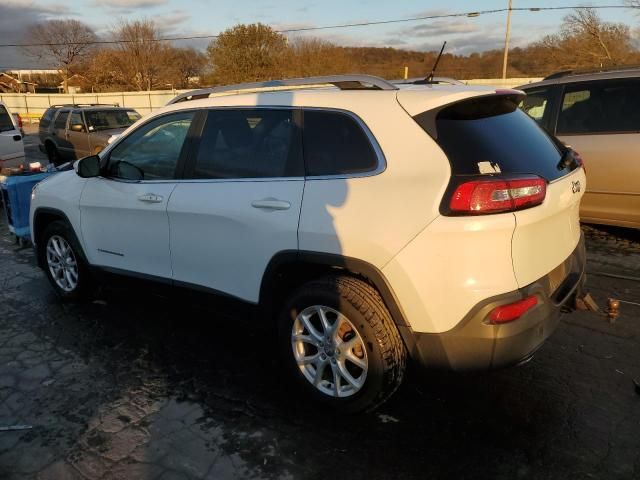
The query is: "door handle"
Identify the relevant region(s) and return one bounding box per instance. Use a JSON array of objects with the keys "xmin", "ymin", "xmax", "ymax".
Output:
[
  {"xmin": 138, "ymin": 193, "xmax": 164, "ymax": 203},
  {"xmin": 251, "ymin": 199, "xmax": 291, "ymax": 211}
]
